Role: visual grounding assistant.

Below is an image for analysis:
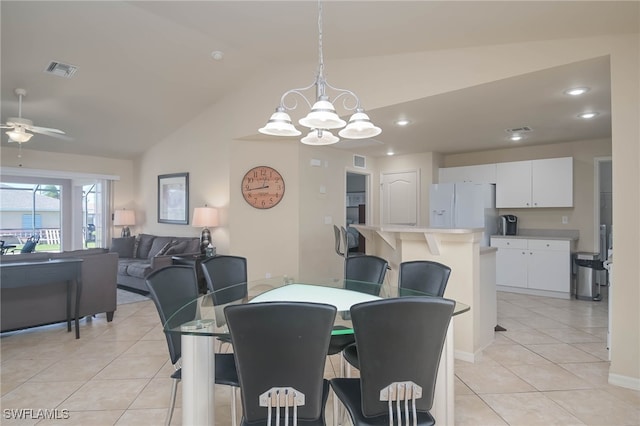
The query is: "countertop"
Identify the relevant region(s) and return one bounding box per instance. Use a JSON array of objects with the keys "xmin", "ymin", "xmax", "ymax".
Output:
[
  {"xmin": 490, "ymin": 234, "xmax": 578, "ymax": 242},
  {"xmin": 491, "ymin": 228, "xmax": 579, "ymax": 242}
]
